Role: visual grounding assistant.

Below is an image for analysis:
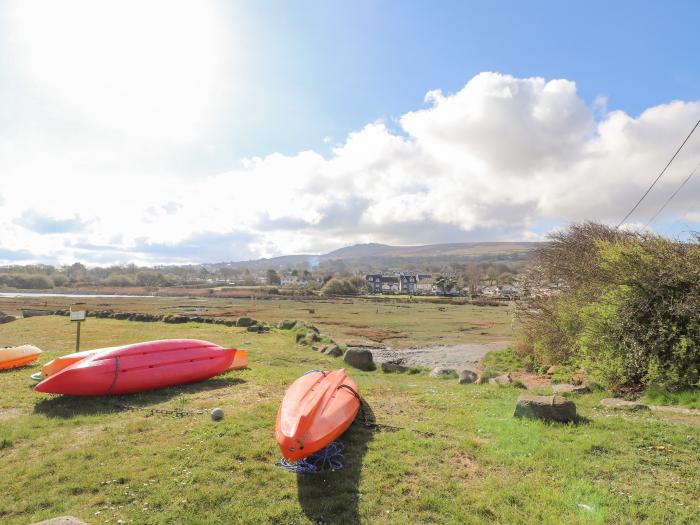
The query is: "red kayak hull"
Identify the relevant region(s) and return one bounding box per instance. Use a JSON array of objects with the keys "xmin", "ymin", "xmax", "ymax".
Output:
[
  {"xmin": 34, "ymin": 339, "xmax": 236, "ymax": 395},
  {"xmin": 276, "ymin": 369, "xmax": 360, "ymax": 461}
]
